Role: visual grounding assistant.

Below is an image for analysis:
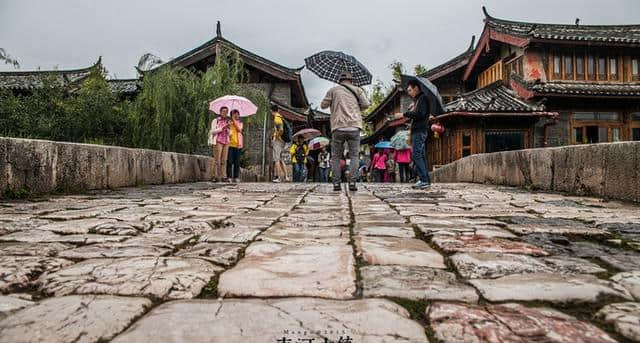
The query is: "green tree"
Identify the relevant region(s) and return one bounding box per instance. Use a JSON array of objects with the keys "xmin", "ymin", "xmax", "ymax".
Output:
[
  {"xmin": 414, "ymin": 64, "xmax": 428, "ymax": 76},
  {"xmin": 388, "ymin": 60, "xmax": 404, "ymax": 82},
  {"xmin": 127, "ymin": 48, "xmax": 268, "ymax": 154}
]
